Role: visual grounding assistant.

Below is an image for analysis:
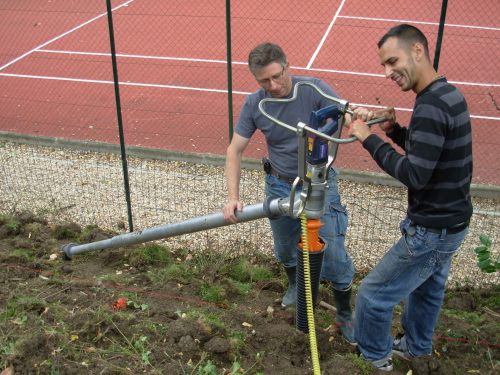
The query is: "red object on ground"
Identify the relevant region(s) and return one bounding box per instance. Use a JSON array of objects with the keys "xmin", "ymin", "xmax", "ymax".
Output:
[{"xmin": 113, "ymin": 298, "xmax": 128, "ymax": 310}]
